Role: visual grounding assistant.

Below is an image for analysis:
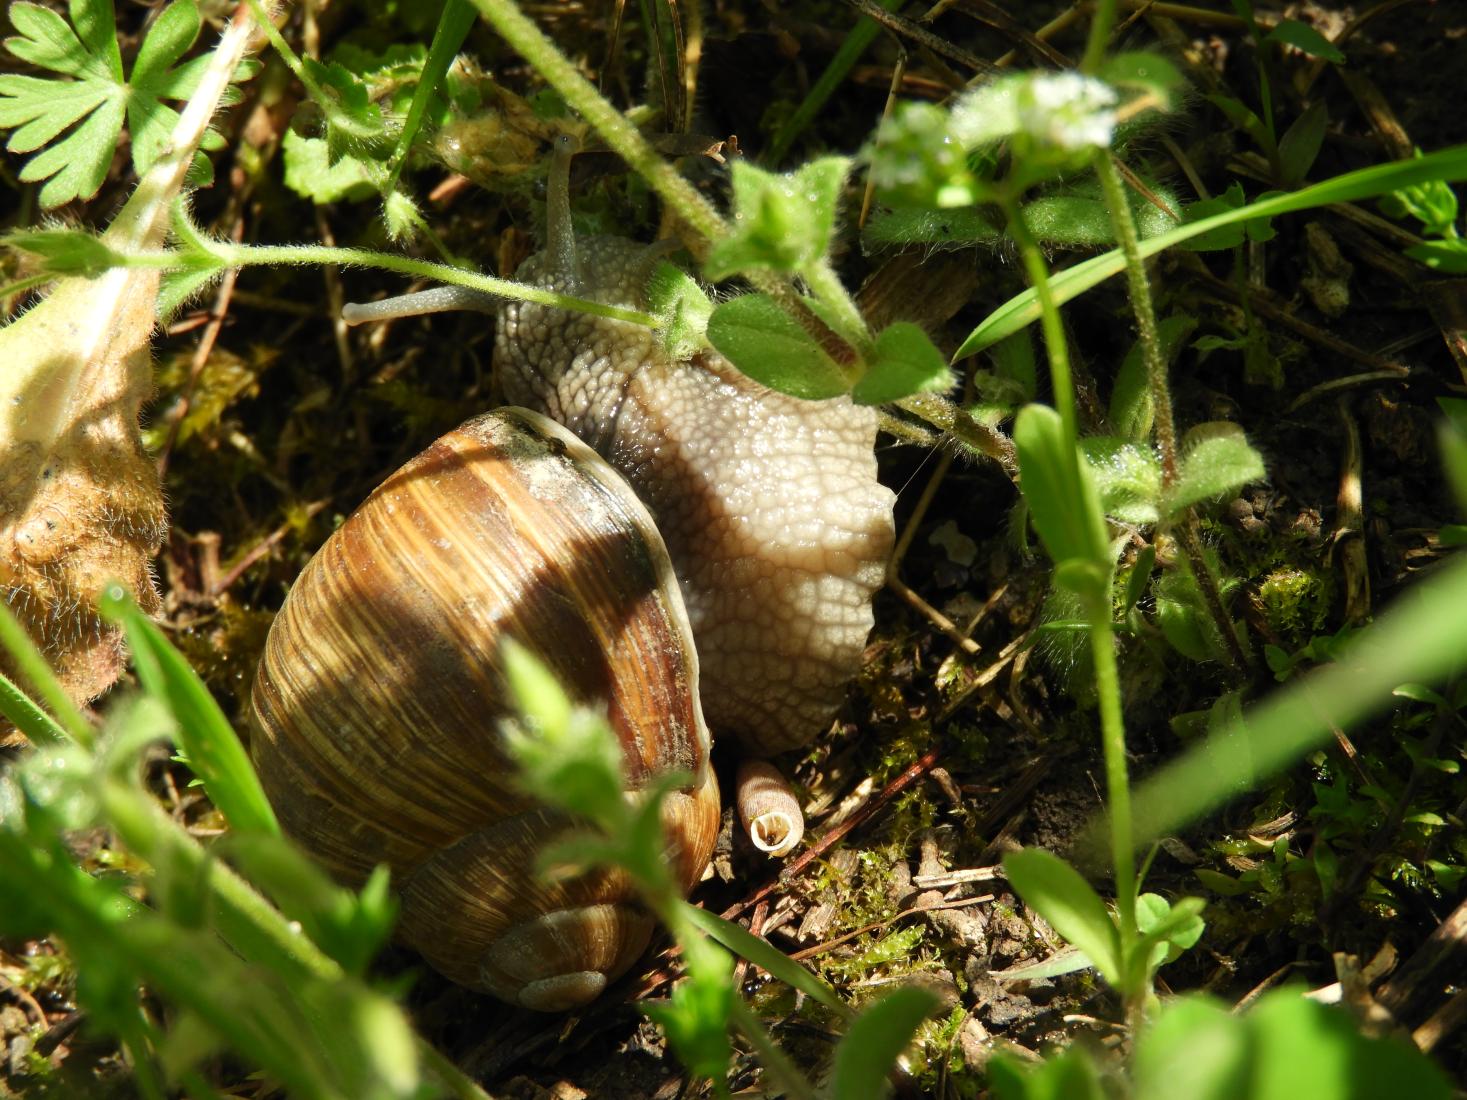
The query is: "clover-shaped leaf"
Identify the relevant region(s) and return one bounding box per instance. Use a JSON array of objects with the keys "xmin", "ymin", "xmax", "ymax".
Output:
[{"xmin": 0, "ymin": 0, "xmax": 256, "ymax": 208}]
